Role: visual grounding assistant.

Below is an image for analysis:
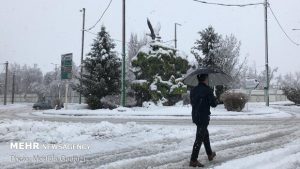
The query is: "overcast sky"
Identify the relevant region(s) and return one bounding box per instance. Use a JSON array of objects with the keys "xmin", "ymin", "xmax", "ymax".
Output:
[{"xmin": 0, "ymin": 0, "xmax": 299, "ymax": 75}]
